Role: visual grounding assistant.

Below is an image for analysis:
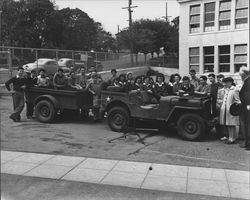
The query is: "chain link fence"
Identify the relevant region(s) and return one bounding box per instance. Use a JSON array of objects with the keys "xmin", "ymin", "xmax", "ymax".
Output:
[{"xmin": 0, "ymin": 46, "xmax": 150, "ymax": 72}]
